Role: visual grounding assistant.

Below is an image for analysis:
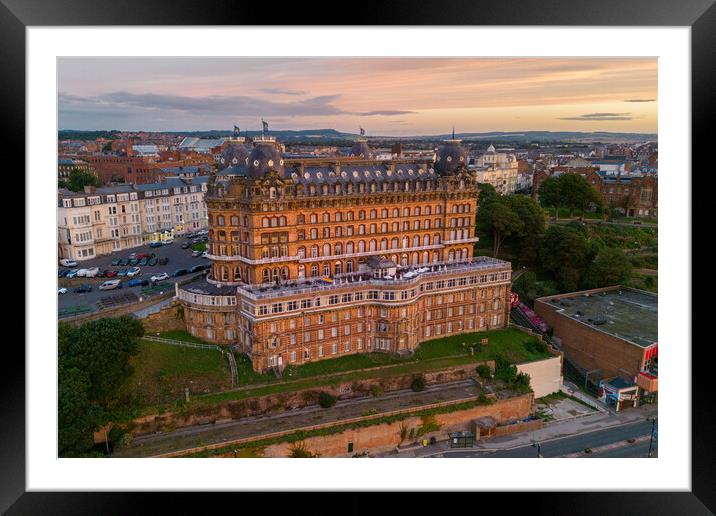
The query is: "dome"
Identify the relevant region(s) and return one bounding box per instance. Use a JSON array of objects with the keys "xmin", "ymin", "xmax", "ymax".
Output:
[
  {"xmin": 435, "ymin": 139, "xmax": 468, "ymax": 175},
  {"xmin": 349, "ymin": 139, "xmax": 373, "ymax": 159},
  {"xmin": 218, "ymin": 142, "xmax": 250, "ymax": 169},
  {"xmin": 246, "ymin": 141, "xmax": 285, "ymax": 178}
]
